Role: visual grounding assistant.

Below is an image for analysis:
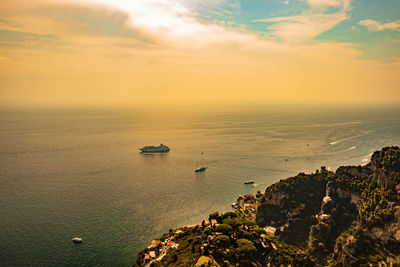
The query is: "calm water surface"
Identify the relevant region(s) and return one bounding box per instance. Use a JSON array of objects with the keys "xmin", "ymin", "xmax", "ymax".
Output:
[{"xmin": 1, "ymin": 106, "xmax": 399, "ymax": 266}]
